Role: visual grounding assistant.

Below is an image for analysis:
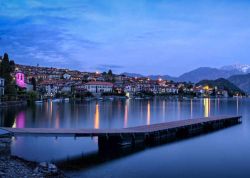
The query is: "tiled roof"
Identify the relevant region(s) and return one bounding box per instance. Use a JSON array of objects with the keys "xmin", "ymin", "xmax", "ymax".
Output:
[{"xmin": 85, "ymin": 81, "xmax": 113, "ymax": 86}]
